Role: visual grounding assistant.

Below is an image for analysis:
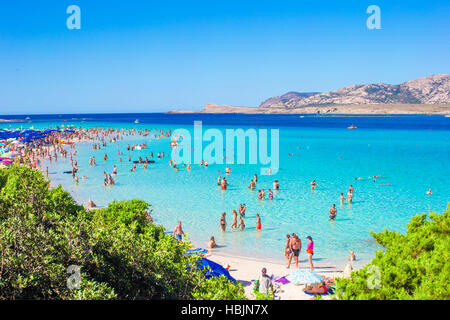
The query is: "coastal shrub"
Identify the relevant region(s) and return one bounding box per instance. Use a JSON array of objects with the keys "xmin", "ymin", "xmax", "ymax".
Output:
[
  {"xmin": 0, "ymin": 167, "xmax": 247, "ymax": 300},
  {"xmin": 192, "ymin": 275, "xmax": 247, "ymax": 300},
  {"xmin": 335, "ymin": 205, "xmax": 450, "ymax": 300}
]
